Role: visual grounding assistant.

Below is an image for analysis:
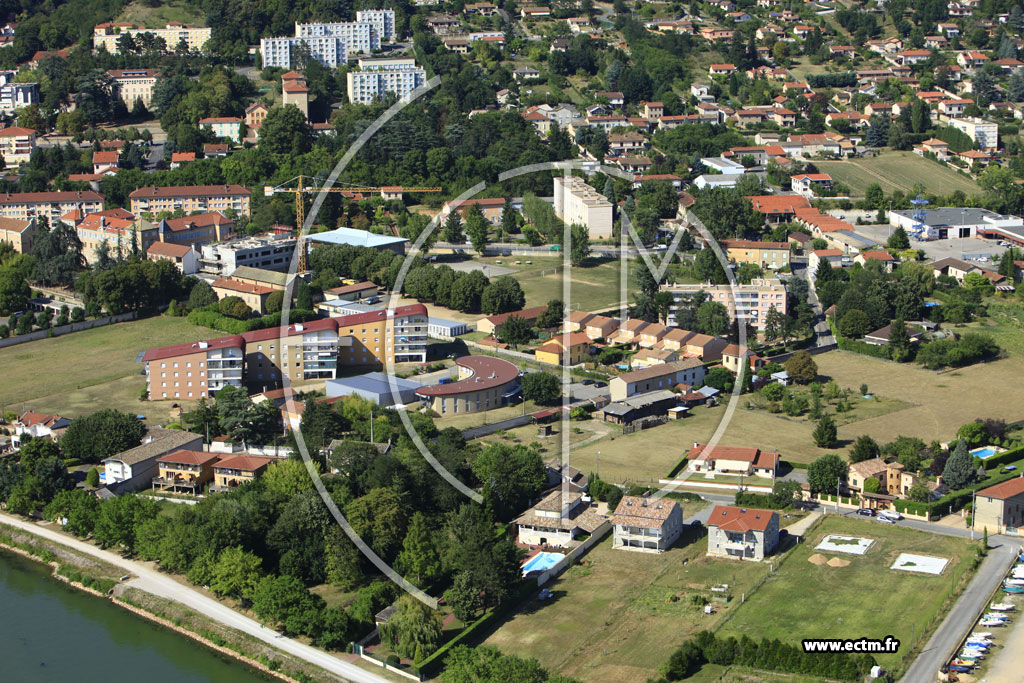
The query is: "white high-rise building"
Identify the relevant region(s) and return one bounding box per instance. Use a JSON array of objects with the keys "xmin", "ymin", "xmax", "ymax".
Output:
[
  {"xmin": 260, "ymin": 35, "xmax": 349, "ymax": 69},
  {"xmin": 294, "ymin": 21, "xmax": 378, "ymax": 54},
  {"xmin": 355, "ymin": 9, "xmax": 397, "ymax": 42},
  {"xmin": 553, "ymin": 176, "xmax": 614, "ymax": 239},
  {"xmin": 346, "ymin": 58, "xmax": 427, "ymax": 104}
]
